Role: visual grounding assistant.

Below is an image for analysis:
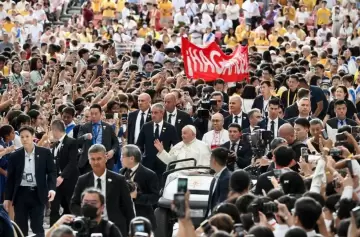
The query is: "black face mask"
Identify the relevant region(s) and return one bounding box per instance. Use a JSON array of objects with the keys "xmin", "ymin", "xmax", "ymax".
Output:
[{"xmin": 81, "ymin": 203, "xmax": 98, "ymax": 219}]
